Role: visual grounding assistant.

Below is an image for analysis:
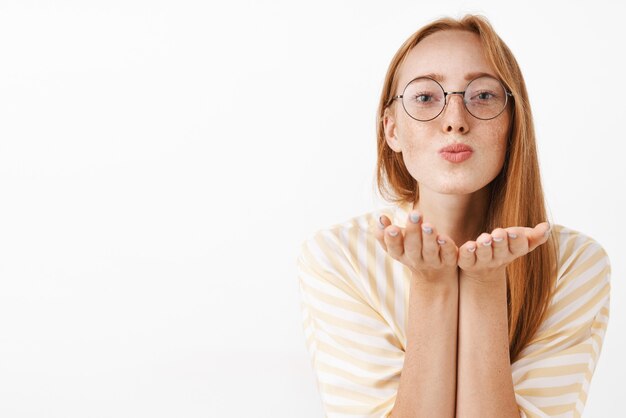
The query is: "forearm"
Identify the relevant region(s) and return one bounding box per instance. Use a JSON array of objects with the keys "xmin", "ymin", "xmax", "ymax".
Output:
[
  {"xmin": 456, "ymin": 275, "xmax": 519, "ymax": 417},
  {"xmin": 391, "ymin": 277, "xmax": 458, "ymax": 418}
]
